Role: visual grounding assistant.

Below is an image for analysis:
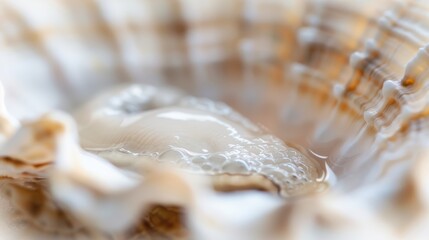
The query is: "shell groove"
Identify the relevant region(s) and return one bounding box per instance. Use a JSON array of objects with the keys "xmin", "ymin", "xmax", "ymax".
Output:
[{"xmin": 0, "ymin": 0, "xmax": 429, "ymax": 240}]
